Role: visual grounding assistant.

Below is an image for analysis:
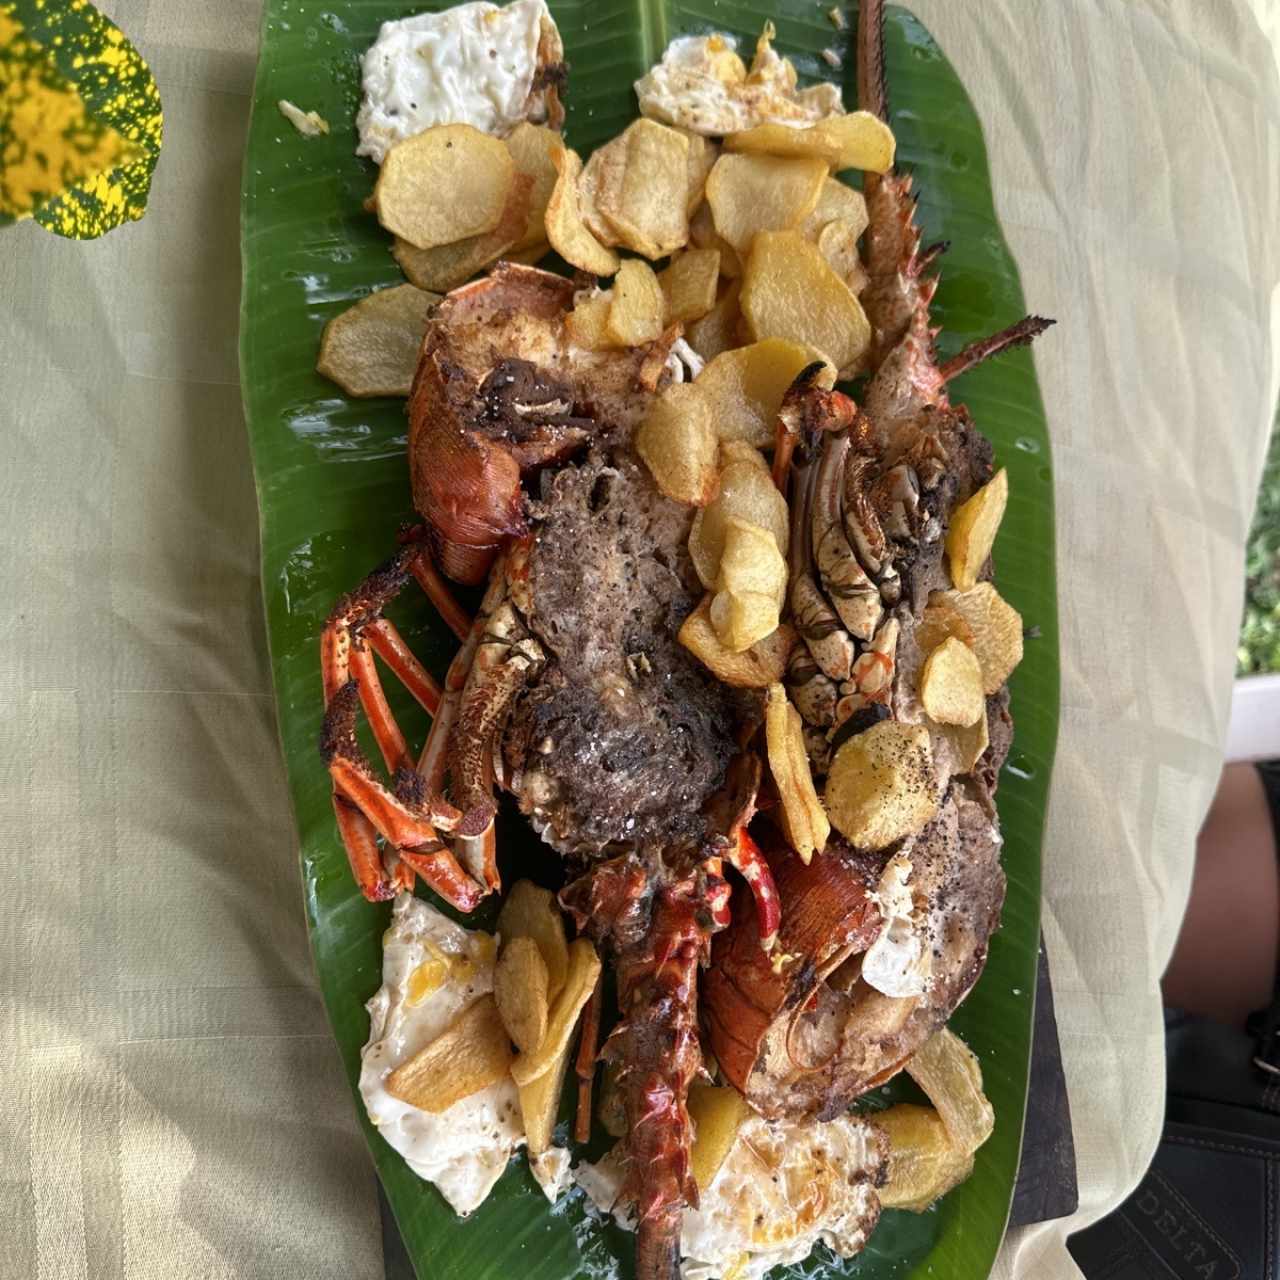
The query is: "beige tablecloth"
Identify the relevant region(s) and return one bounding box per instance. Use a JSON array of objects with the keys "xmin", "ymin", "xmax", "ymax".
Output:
[{"xmin": 3, "ymin": 2, "xmax": 1279, "ymax": 1277}]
